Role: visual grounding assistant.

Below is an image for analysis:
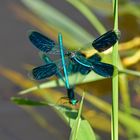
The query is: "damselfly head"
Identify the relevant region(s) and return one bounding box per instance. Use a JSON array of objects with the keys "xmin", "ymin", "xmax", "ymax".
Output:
[
  {"xmin": 70, "ymin": 52, "xmax": 76, "ymax": 58},
  {"xmin": 57, "ymin": 97, "xmax": 79, "ymax": 110},
  {"xmin": 69, "ymin": 99, "xmax": 78, "ymax": 105},
  {"xmin": 65, "ymin": 51, "xmax": 71, "ymax": 57}
]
